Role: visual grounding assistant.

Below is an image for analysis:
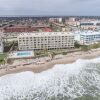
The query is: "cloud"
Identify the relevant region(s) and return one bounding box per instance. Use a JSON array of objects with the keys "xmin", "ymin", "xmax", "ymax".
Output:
[{"xmin": 0, "ymin": 0, "xmax": 100, "ymax": 16}]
